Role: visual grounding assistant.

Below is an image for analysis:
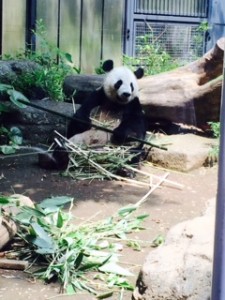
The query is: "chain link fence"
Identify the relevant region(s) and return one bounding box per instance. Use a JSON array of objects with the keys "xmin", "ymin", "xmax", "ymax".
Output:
[{"xmin": 134, "ymin": 21, "xmax": 205, "ymax": 63}]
